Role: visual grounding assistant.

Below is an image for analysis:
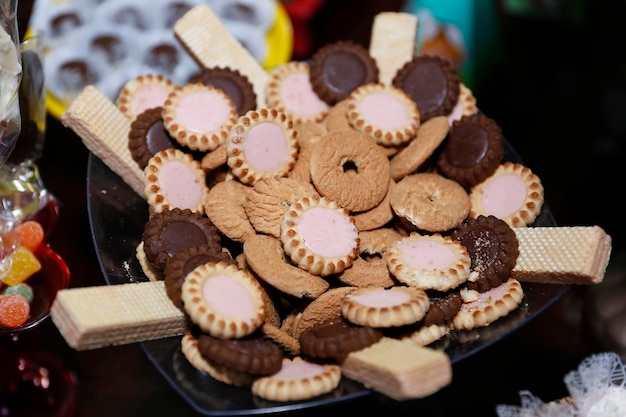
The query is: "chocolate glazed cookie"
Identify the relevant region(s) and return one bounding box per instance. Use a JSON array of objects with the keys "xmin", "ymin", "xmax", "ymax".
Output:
[
  {"xmin": 451, "ymin": 215, "xmax": 520, "ymax": 292},
  {"xmin": 188, "ymin": 67, "xmax": 257, "ymax": 116},
  {"xmin": 309, "ymin": 40, "xmax": 379, "ymax": 105},
  {"xmin": 128, "ymin": 107, "xmax": 182, "ymax": 169},
  {"xmin": 392, "ymin": 54, "xmax": 460, "ymax": 121},
  {"xmin": 196, "ymin": 332, "xmax": 283, "ymax": 376},
  {"xmin": 142, "ymin": 208, "xmax": 223, "ymax": 272},
  {"xmin": 437, "ymin": 113, "xmax": 505, "ymax": 188}
]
